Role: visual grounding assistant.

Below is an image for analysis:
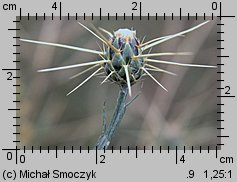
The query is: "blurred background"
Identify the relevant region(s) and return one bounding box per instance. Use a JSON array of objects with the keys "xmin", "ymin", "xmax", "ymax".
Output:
[{"xmin": 17, "ymin": 17, "xmax": 220, "ymax": 150}]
